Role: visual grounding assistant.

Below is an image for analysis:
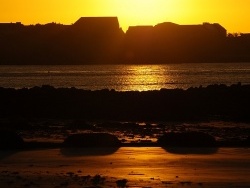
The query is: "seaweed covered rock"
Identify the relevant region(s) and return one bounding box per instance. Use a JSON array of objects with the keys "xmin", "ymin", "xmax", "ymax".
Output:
[
  {"xmin": 157, "ymin": 131, "xmax": 216, "ymax": 147},
  {"xmin": 0, "ymin": 130, "xmax": 24, "ymax": 149},
  {"xmin": 63, "ymin": 133, "xmax": 121, "ymax": 147}
]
